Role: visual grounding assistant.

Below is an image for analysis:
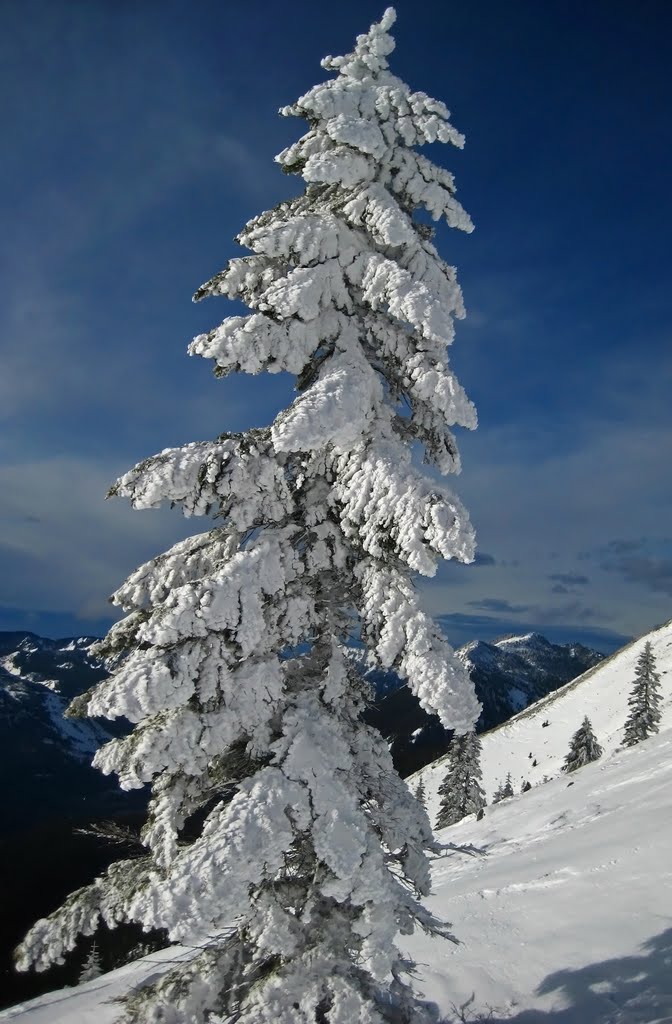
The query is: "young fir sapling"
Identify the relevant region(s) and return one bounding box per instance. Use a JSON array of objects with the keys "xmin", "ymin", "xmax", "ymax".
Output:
[{"xmin": 563, "ymin": 717, "xmax": 603, "ymax": 773}]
